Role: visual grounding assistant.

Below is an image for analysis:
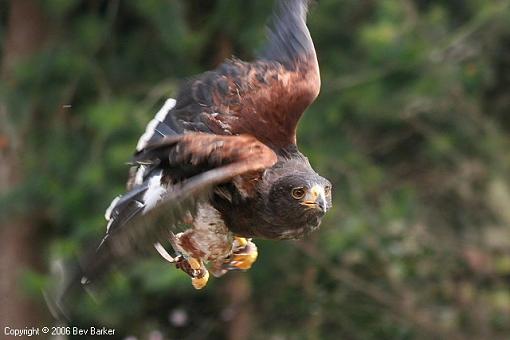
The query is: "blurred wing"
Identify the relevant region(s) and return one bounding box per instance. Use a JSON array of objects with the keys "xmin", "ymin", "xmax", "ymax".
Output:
[
  {"xmin": 94, "ymin": 133, "xmax": 275, "ymax": 278},
  {"xmin": 164, "ymin": 0, "xmax": 320, "ymax": 149},
  {"xmin": 53, "ymin": 133, "xmax": 276, "ymax": 317}
]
